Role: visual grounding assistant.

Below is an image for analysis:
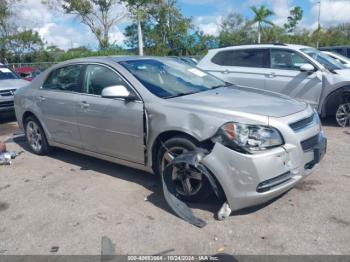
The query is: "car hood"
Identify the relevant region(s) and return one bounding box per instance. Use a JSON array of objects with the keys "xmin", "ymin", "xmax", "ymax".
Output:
[
  {"xmin": 170, "ymin": 85, "xmax": 307, "ymax": 118},
  {"xmin": 0, "ymin": 79, "xmax": 29, "ymax": 90}
]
